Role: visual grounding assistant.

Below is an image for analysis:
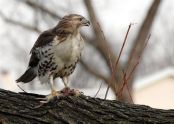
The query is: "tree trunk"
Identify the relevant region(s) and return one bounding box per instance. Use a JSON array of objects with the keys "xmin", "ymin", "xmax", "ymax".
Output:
[
  {"xmin": 0, "ymin": 89, "xmax": 173, "ymax": 124},
  {"xmin": 84, "ymin": 0, "xmax": 123, "ymax": 100}
]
